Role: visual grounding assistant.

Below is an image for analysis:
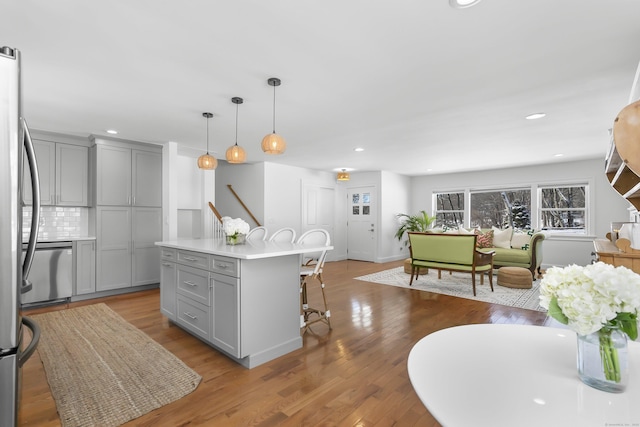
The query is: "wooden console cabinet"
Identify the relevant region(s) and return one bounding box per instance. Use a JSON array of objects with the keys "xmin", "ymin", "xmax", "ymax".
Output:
[{"xmin": 593, "ymin": 238, "xmax": 640, "ymax": 275}]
